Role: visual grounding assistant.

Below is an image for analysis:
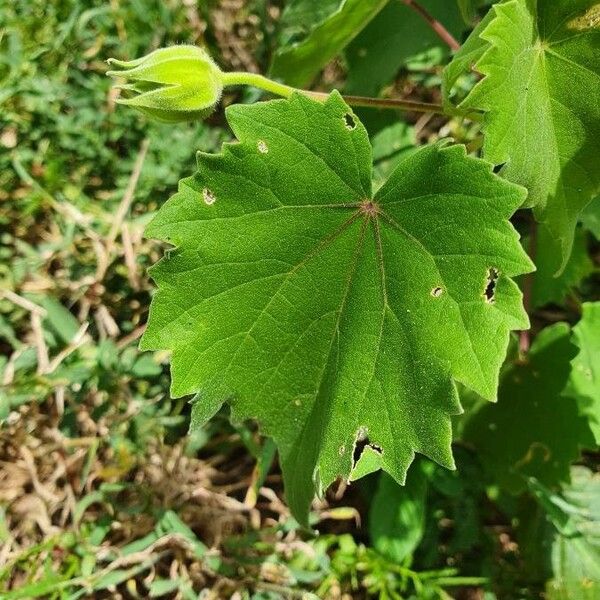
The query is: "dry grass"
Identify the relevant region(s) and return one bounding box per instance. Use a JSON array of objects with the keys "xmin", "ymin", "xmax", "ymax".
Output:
[{"xmin": 0, "ymin": 394, "xmax": 314, "ymax": 597}]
